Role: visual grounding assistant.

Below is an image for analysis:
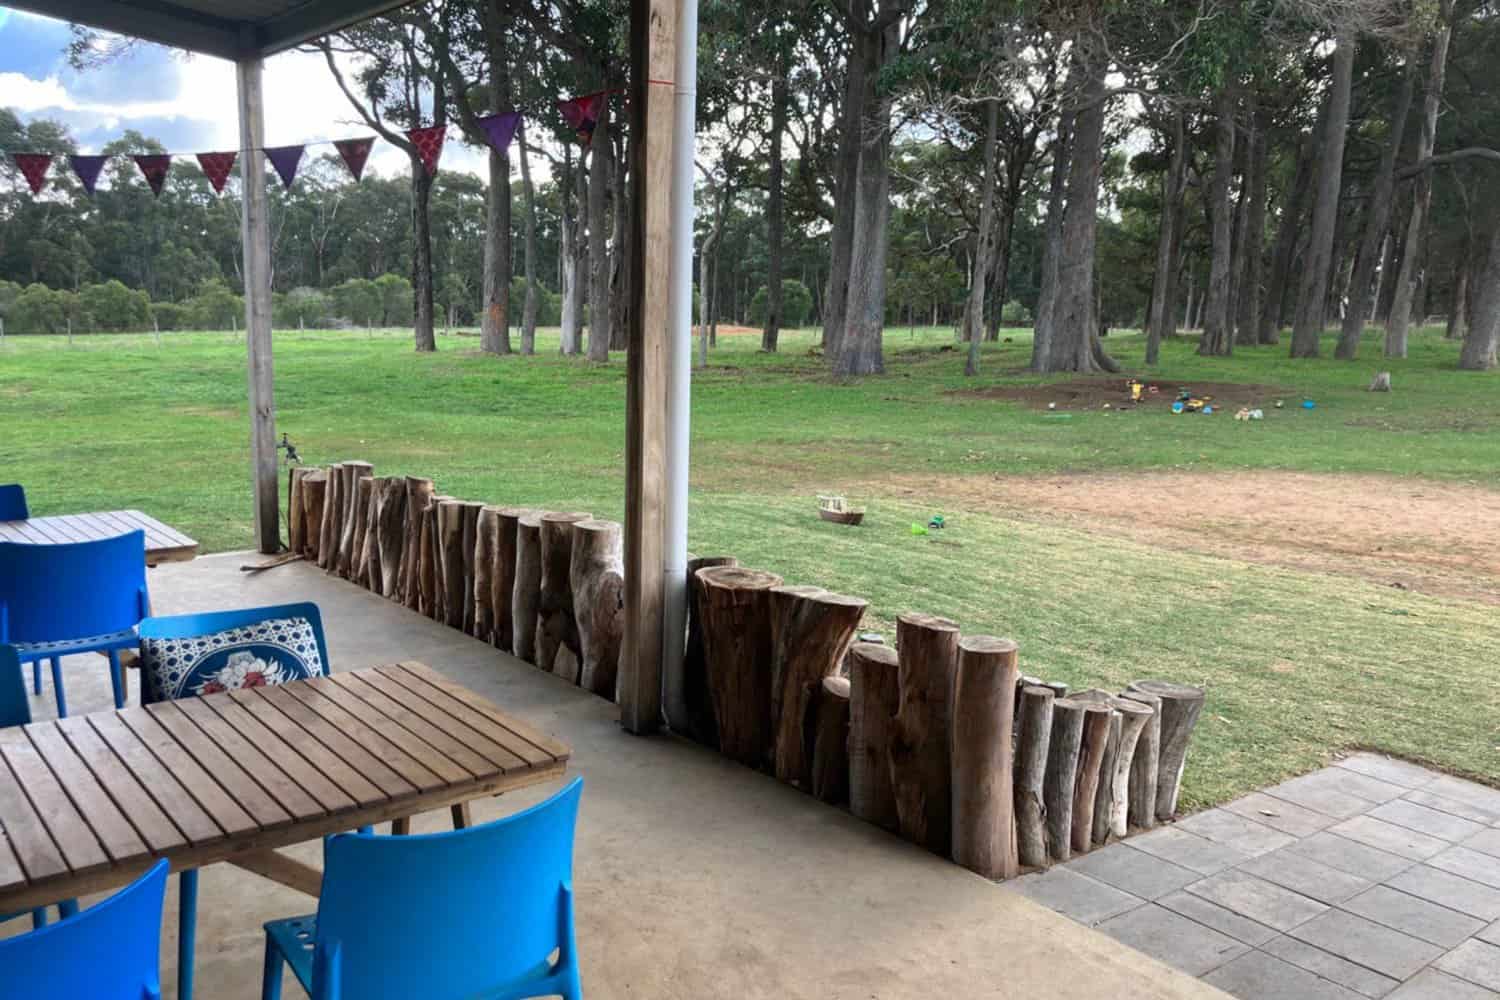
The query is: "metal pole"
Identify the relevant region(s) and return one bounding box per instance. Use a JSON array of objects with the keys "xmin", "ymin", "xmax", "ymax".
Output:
[{"xmin": 237, "ymin": 55, "xmax": 280, "ymax": 554}]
